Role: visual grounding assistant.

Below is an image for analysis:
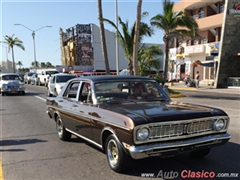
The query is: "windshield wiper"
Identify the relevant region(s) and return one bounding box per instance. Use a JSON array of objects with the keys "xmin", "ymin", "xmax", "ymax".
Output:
[{"xmin": 146, "ymin": 97, "xmax": 167, "ymax": 101}]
